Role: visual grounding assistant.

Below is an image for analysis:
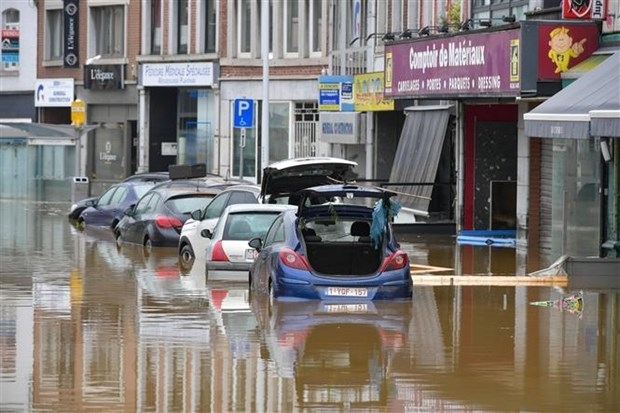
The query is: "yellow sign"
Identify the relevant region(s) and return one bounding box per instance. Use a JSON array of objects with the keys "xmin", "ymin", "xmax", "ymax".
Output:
[
  {"xmin": 510, "ymin": 39, "xmax": 520, "ymax": 82},
  {"xmin": 354, "ymin": 72, "xmax": 394, "ymax": 112},
  {"xmin": 71, "ymin": 99, "xmax": 86, "ymax": 127}
]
